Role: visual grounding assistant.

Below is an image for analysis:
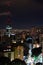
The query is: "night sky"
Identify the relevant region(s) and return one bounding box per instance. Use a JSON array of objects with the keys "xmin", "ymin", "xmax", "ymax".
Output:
[{"xmin": 0, "ymin": 0, "xmax": 43, "ymax": 29}]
